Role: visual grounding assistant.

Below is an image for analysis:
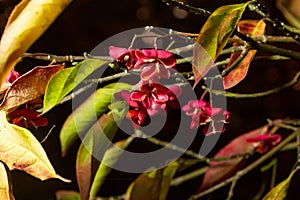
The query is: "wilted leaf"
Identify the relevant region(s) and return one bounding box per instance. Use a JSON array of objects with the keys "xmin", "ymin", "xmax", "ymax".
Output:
[
  {"xmin": 0, "ymin": 65, "xmax": 64, "ymax": 112},
  {"xmin": 43, "ymin": 59, "xmax": 108, "ymax": 114},
  {"xmin": 223, "ymin": 20, "xmax": 266, "ymax": 89},
  {"xmin": 126, "ymin": 159, "xmax": 198, "ymax": 200},
  {"xmin": 193, "ymin": 2, "xmax": 249, "ymax": 86},
  {"xmin": 56, "ymin": 190, "xmax": 80, "ymax": 200},
  {"xmin": 0, "ymin": 0, "xmax": 73, "ymax": 85},
  {"xmin": 277, "ymin": 0, "xmax": 300, "ymax": 28},
  {"xmin": 0, "ymin": 111, "xmax": 69, "ymax": 182},
  {"xmin": 0, "ymin": 162, "xmax": 14, "ymax": 200},
  {"xmin": 263, "ymin": 169, "xmax": 297, "ymax": 200},
  {"xmin": 199, "ymin": 125, "xmax": 268, "ymax": 191},
  {"xmin": 60, "ymin": 83, "xmax": 131, "ymax": 156},
  {"xmin": 76, "ymin": 112, "xmax": 118, "ymax": 200},
  {"xmin": 89, "ymin": 137, "xmax": 134, "ymax": 198}
]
